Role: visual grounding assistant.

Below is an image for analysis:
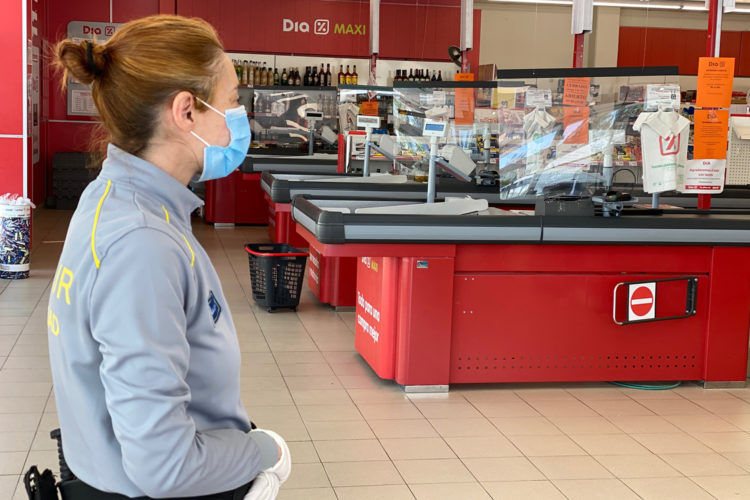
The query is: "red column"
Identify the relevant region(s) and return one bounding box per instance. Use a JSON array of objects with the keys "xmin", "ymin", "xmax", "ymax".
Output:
[
  {"xmin": 573, "ymin": 33, "xmax": 585, "ymax": 68},
  {"xmin": 0, "ymin": 0, "xmax": 27, "ymax": 198}
]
